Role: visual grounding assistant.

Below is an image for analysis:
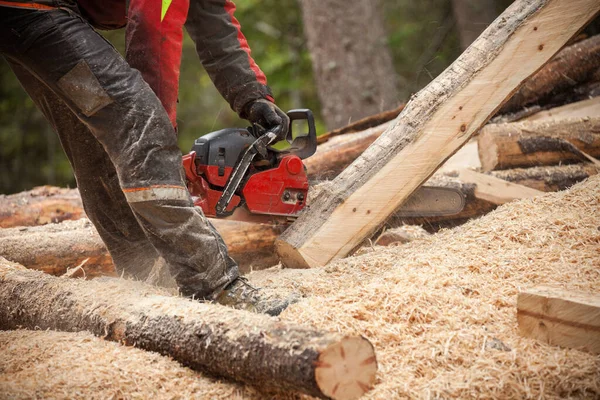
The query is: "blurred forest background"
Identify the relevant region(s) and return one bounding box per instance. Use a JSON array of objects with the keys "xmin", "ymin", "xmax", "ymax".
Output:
[{"xmin": 0, "ymin": 0, "xmax": 528, "ymax": 193}]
